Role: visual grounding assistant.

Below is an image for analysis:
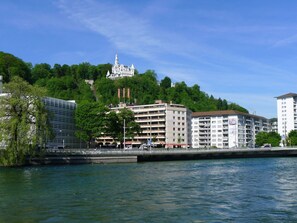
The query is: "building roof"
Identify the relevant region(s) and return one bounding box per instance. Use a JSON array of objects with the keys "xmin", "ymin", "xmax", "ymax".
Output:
[
  {"xmin": 275, "ymin": 93, "xmax": 297, "ymax": 99},
  {"xmin": 192, "ymin": 110, "xmax": 267, "ymax": 120}
]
